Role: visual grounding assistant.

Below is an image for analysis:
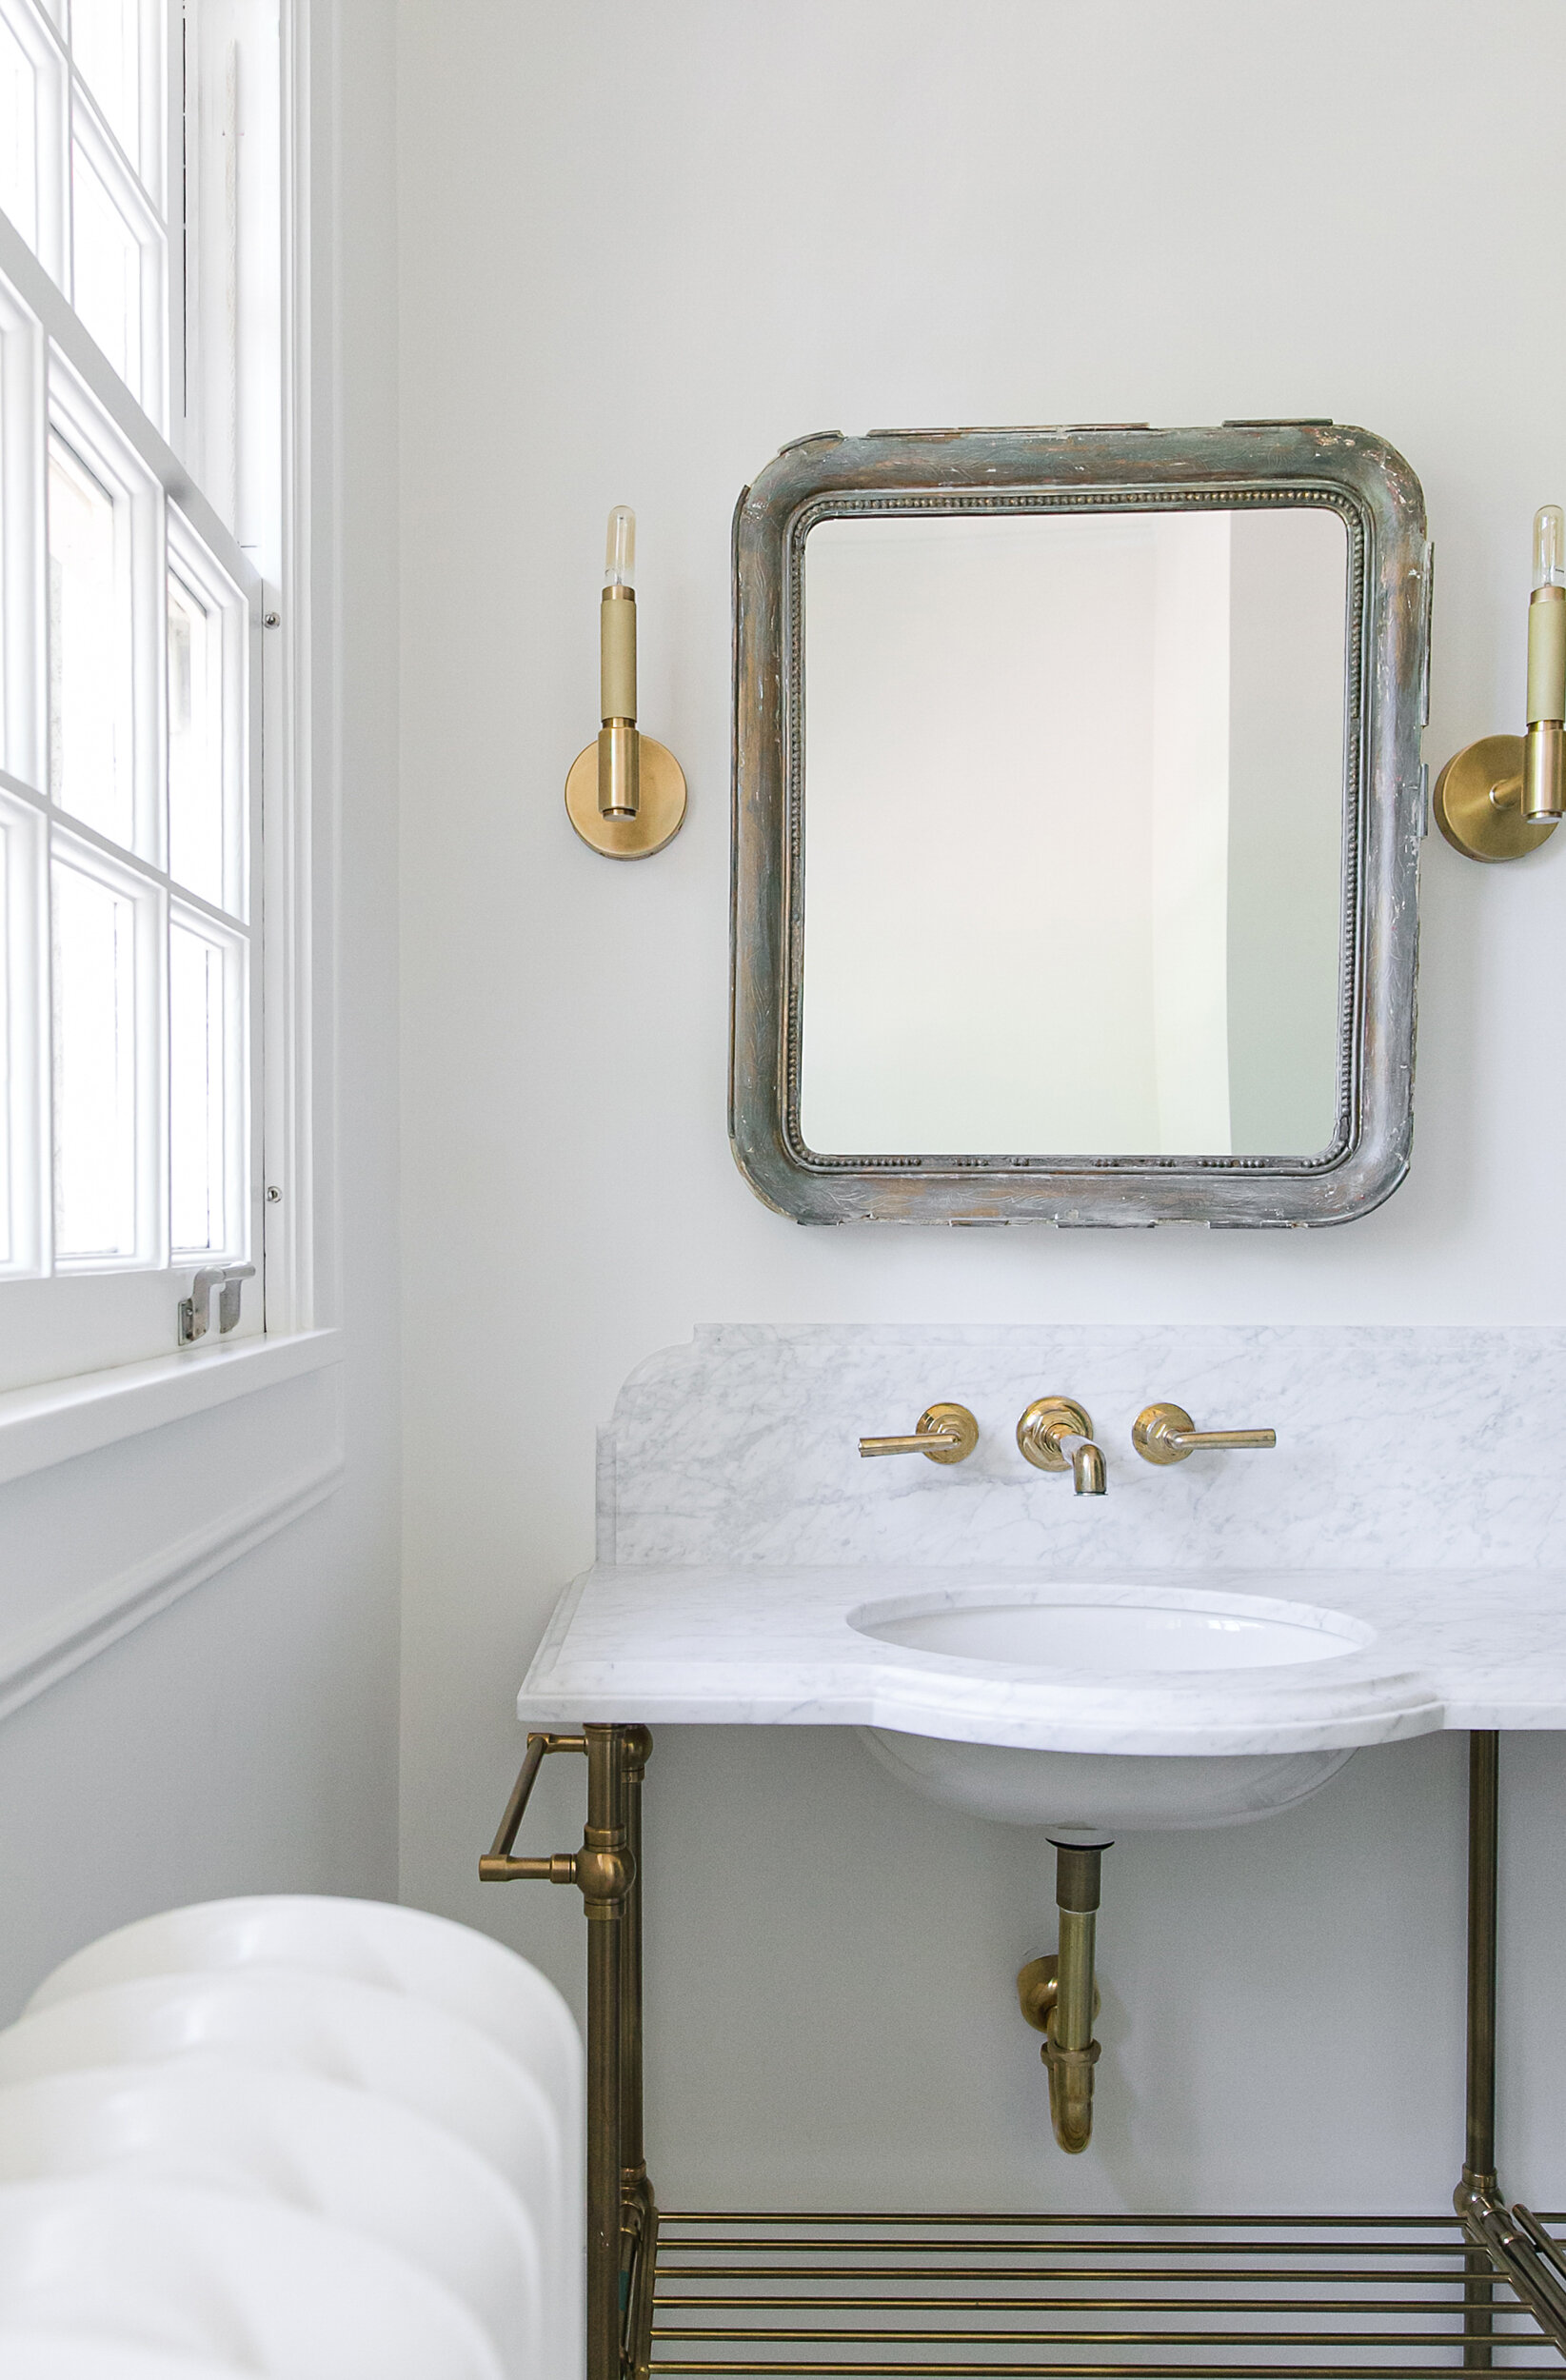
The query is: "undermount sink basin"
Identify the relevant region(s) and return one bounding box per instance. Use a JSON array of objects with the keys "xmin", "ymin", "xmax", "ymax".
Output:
[
  {"xmin": 855, "ymin": 1591, "xmax": 1368, "ymax": 1675},
  {"xmin": 849, "ymin": 1584, "xmax": 1377, "ymax": 1835}
]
